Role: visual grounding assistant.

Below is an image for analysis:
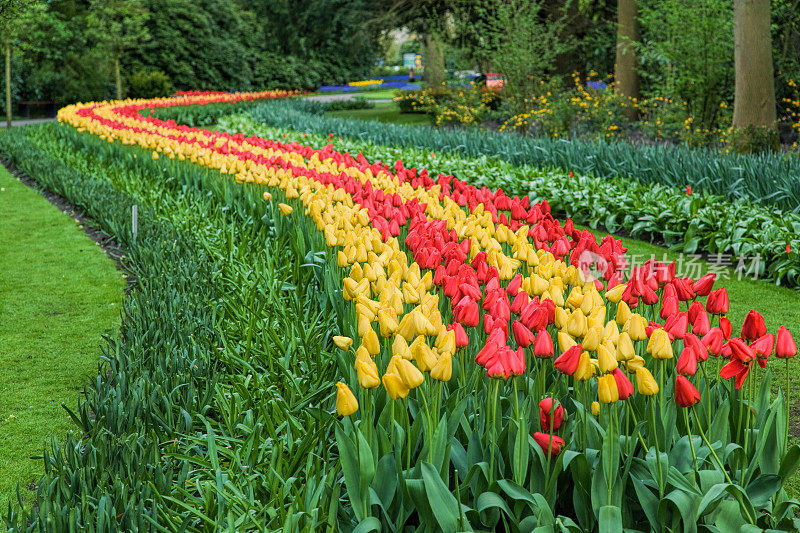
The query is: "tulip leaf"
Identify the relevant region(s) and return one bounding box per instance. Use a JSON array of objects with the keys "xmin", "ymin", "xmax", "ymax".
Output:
[
  {"xmin": 598, "ymin": 505, "xmax": 622, "ymax": 532},
  {"xmin": 421, "ymin": 462, "xmax": 464, "ymax": 532},
  {"xmin": 745, "ymin": 474, "xmax": 781, "ymax": 509},
  {"xmin": 476, "ymin": 491, "xmax": 516, "ymax": 524},
  {"xmin": 335, "ymin": 422, "xmax": 365, "ymax": 522},
  {"xmin": 779, "ymin": 445, "xmax": 800, "ymax": 479},
  {"xmin": 631, "ymin": 476, "xmax": 660, "ymax": 532},
  {"xmin": 371, "ymin": 454, "xmax": 398, "ymax": 512},
  {"xmin": 512, "ymin": 419, "xmax": 529, "ymax": 486},
  {"xmin": 352, "ymin": 517, "xmax": 381, "ymax": 533},
  {"xmin": 659, "ymin": 489, "xmax": 699, "ymax": 533}
]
